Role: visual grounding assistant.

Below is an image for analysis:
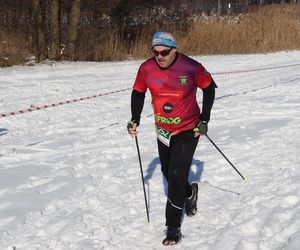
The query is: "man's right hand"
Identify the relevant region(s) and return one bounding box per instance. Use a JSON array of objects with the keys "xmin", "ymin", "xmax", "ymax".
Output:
[{"xmin": 127, "ymin": 120, "xmax": 138, "ymax": 138}]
